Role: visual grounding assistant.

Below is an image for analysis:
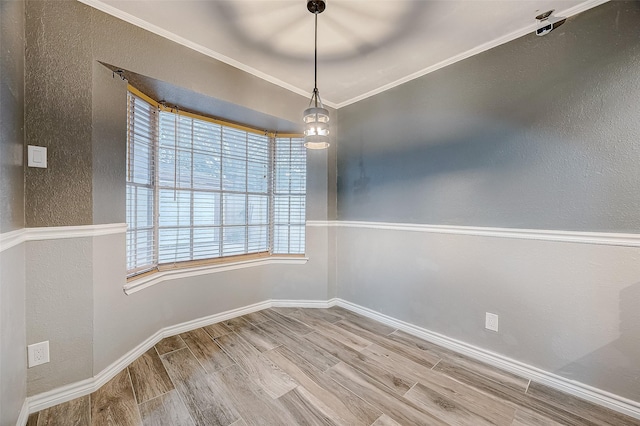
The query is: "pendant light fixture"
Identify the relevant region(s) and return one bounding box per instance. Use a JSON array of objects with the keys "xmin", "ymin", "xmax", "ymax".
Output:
[{"xmin": 303, "ymin": 0, "xmax": 330, "ymax": 149}]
